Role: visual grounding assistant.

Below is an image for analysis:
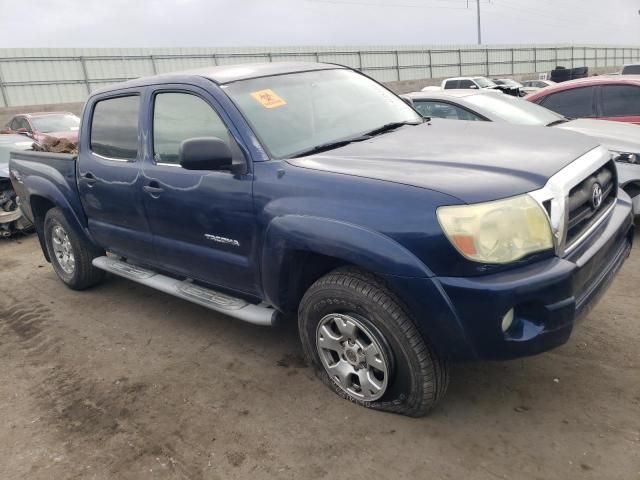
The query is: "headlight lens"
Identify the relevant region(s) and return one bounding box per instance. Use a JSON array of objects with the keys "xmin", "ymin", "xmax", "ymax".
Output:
[
  {"xmin": 437, "ymin": 195, "xmax": 554, "ymax": 264},
  {"xmin": 611, "ymin": 151, "xmax": 639, "ymax": 164}
]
